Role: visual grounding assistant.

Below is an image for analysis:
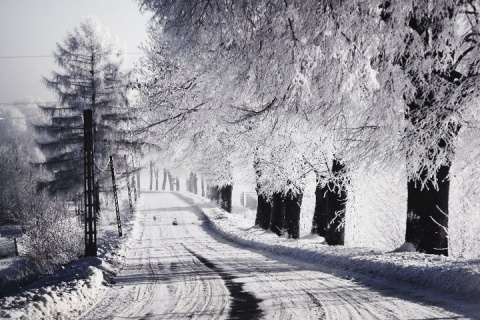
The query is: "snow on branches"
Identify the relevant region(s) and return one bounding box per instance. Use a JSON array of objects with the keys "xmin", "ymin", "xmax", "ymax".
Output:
[{"xmin": 136, "ymin": 0, "xmax": 480, "ymax": 255}]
